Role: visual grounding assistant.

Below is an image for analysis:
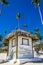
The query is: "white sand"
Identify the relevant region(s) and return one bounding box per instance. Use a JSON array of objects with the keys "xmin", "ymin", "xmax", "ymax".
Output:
[
  {"xmin": 0, "ymin": 53, "xmax": 43, "ymax": 65},
  {"xmin": 0, "ymin": 53, "xmax": 7, "ymax": 60},
  {"xmin": 0, "ymin": 61, "xmax": 43, "ymax": 65}
]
